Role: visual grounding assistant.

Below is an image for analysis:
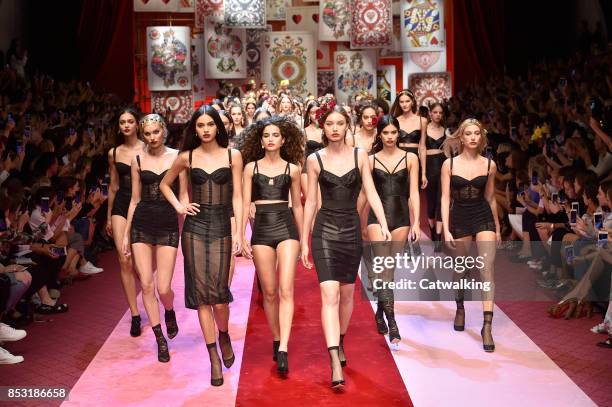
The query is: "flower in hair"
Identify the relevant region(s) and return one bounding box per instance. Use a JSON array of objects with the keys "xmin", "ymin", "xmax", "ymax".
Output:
[
  {"xmin": 370, "ymin": 115, "xmax": 379, "ymax": 127},
  {"xmin": 315, "ymin": 98, "xmax": 337, "ymax": 128}
]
